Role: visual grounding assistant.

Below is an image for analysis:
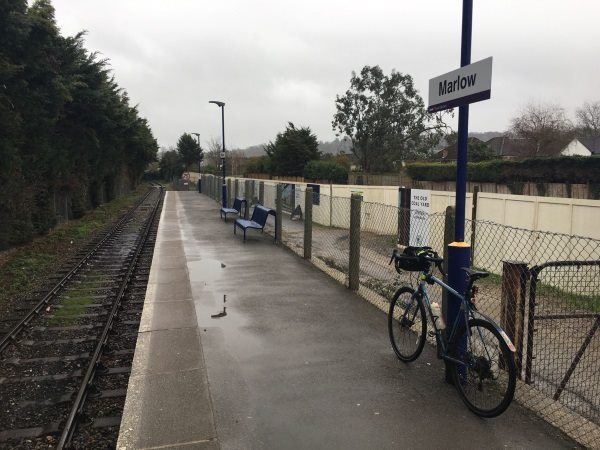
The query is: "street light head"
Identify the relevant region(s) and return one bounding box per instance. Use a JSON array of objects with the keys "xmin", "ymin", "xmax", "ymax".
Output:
[{"xmin": 209, "ymin": 100, "xmax": 225, "ymax": 107}]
